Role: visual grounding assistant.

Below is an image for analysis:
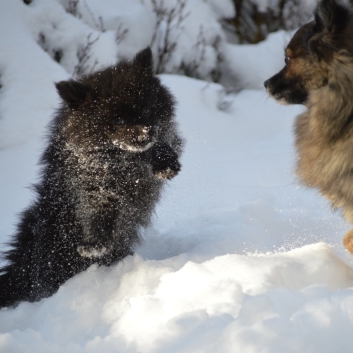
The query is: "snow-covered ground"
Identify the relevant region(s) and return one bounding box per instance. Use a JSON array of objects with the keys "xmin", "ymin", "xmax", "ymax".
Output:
[{"xmin": 2, "ymin": 0, "xmax": 353, "ymax": 352}]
